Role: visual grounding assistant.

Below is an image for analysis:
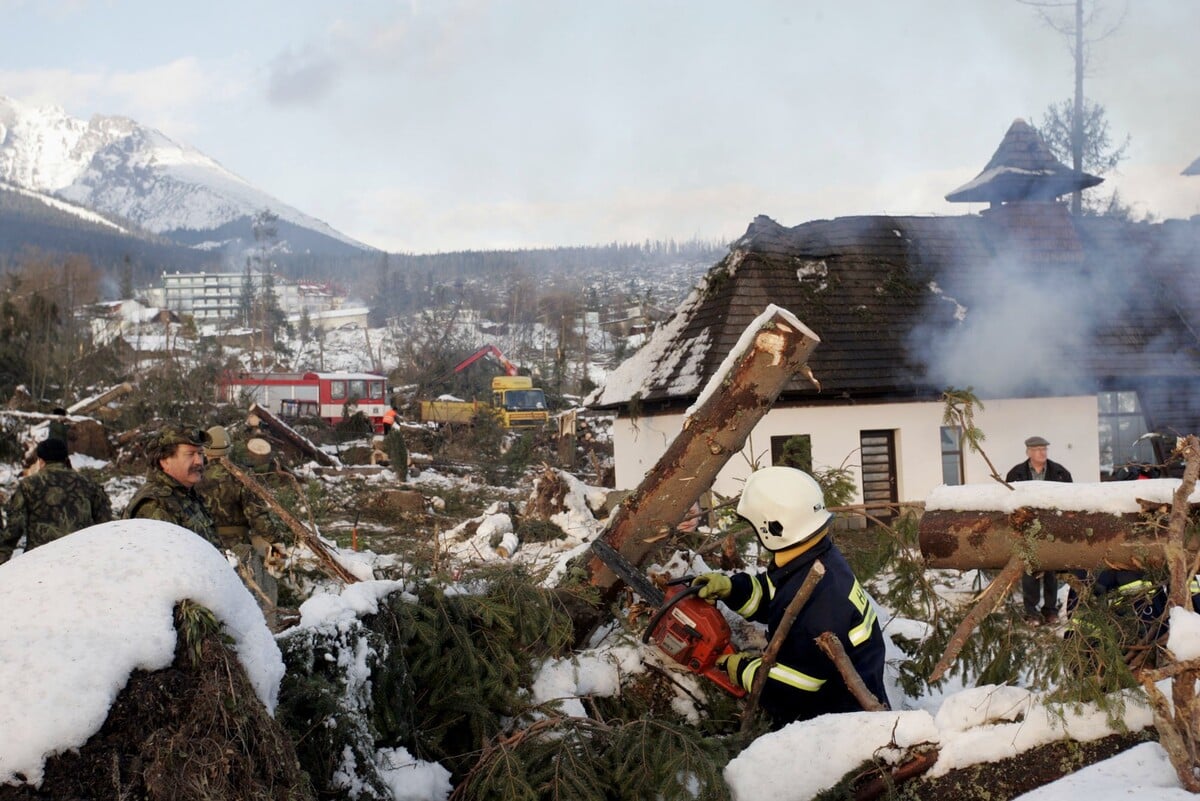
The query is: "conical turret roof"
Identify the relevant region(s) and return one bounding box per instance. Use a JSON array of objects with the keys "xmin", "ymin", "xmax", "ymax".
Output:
[{"xmin": 946, "ymin": 118, "xmax": 1102, "ymax": 203}]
